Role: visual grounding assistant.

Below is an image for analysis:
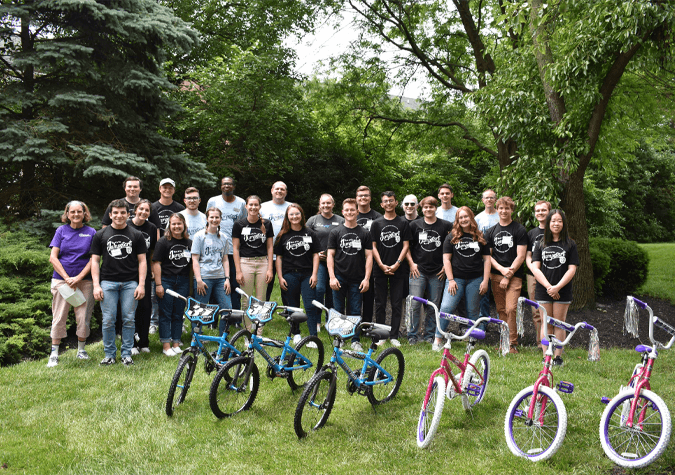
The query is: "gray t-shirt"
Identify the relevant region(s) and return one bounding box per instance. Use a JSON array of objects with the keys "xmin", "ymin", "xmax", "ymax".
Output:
[
  {"xmin": 260, "ymin": 200, "xmax": 290, "ymax": 259},
  {"xmin": 205, "ymin": 195, "xmax": 247, "ymax": 255},
  {"xmin": 191, "ymin": 229, "xmax": 229, "ymax": 279},
  {"xmin": 475, "ymin": 210, "xmax": 500, "ymax": 235},
  {"xmin": 435, "ymin": 206, "xmax": 458, "ymax": 224},
  {"xmin": 179, "ymin": 210, "xmax": 207, "ymax": 240}
]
